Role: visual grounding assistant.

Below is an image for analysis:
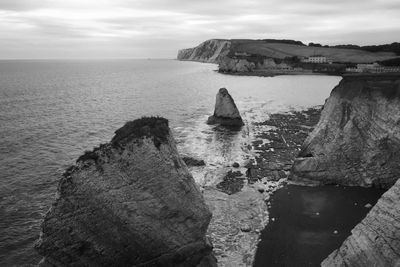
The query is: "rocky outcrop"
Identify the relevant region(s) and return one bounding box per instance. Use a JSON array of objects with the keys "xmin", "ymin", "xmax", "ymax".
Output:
[
  {"xmin": 218, "ymin": 57, "xmax": 256, "ymax": 73},
  {"xmin": 322, "ymin": 178, "xmax": 400, "ymax": 267},
  {"xmin": 177, "ymin": 39, "xmax": 231, "ymax": 63},
  {"xmin": 207, "ymin": 88, "xmax": 244, "ymax": 127},
  {"xmin": 291, "ymin": 74, "xmax": 400, "ymax": 188},
  {"xmin": 35, "ymin": 117, "xmax": 216, "ymax": 267}
]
